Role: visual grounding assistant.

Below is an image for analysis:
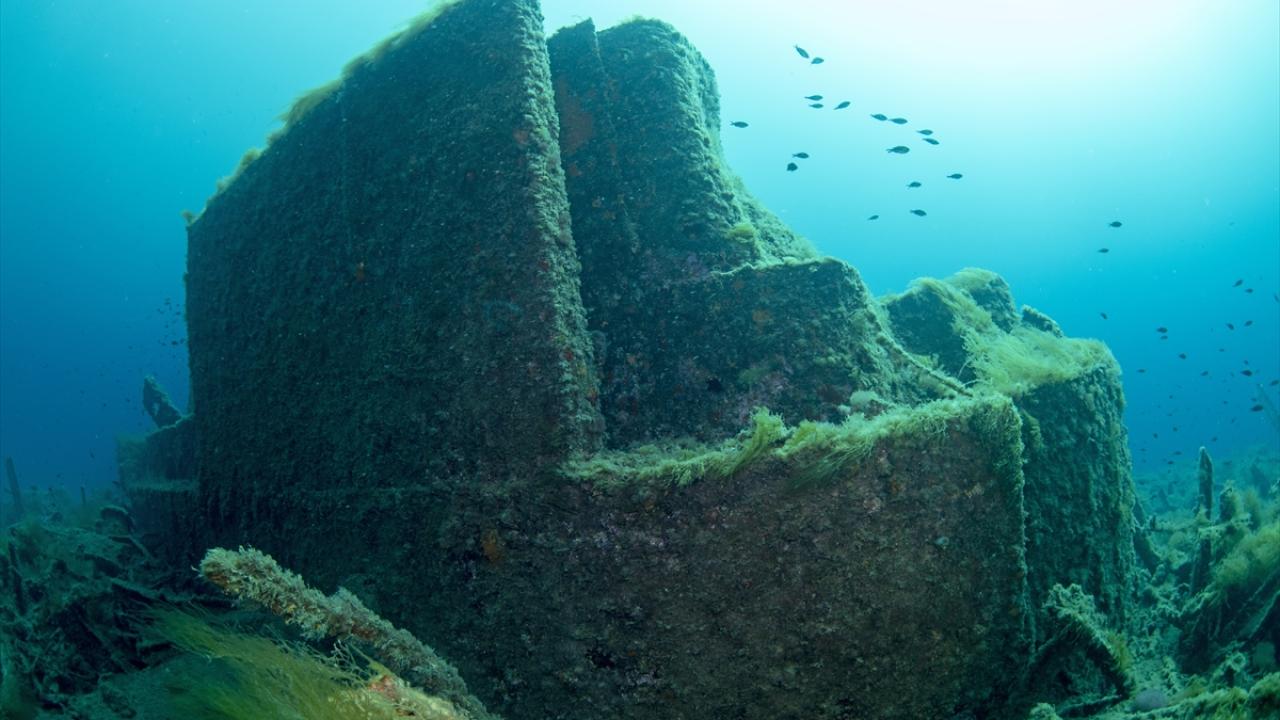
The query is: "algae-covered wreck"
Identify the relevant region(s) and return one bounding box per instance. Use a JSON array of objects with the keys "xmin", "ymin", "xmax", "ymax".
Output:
[{"xmin": 88, "ymin": 0, "xmax": 1274, "ymax": 718}]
